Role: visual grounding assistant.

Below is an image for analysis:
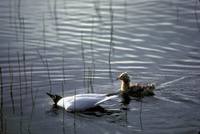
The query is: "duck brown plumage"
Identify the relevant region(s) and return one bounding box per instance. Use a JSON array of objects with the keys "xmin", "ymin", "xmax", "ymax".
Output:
[{"xmin": 117, "ymin": 72, "xmax": 155, "ymax": 97}]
